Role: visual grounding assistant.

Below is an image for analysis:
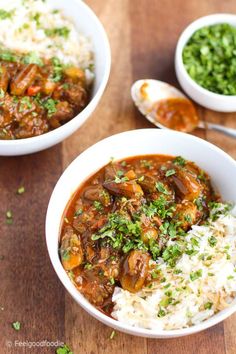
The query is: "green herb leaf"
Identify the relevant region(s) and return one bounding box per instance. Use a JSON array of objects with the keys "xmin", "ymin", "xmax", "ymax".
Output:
[
  {"xmin": 190, "ymin": 269, "xmax": 202, "ymax": 281},
  {"xmin": 12, "ymin": 321, "xmax": 21, "ymax": 331},
  {"xmin": 165, "ymin": 169, "xmax": 176, "ymax": 177}
]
